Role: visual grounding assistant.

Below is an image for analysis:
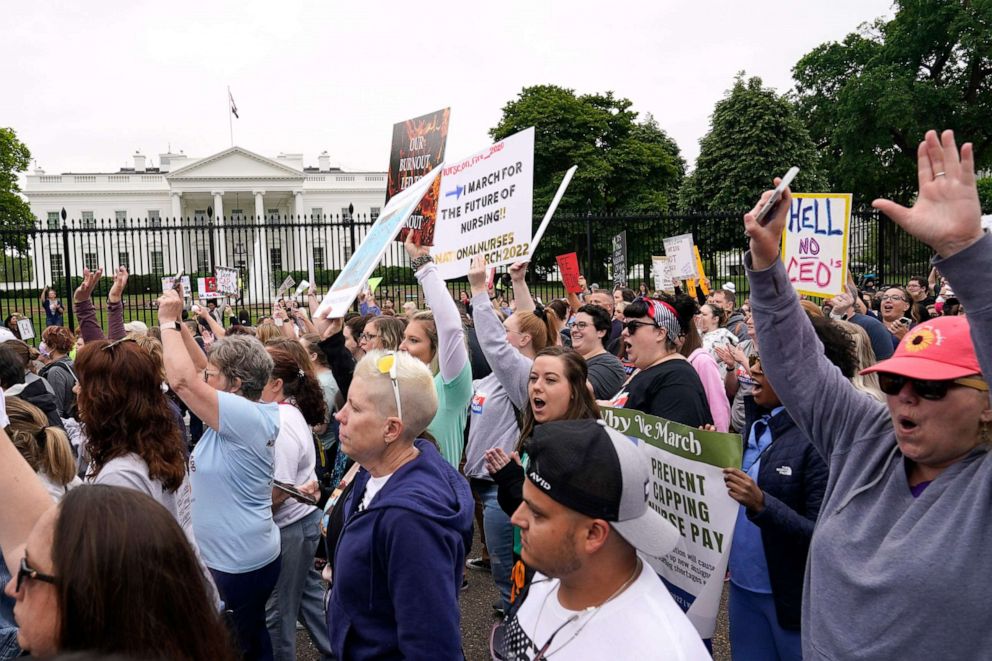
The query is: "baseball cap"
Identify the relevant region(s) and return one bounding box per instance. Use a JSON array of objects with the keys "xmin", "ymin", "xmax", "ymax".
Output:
[
  {"xmin": 862, "ymin": 316, "xmax": 981, "ymax": 381},
  {"xmin": 0, "ymin": 327, "xmax": 16, "ymax": 343},
  {"xmin": 525, "ymin": 419, "xmax": 681, "ymax": 559},
  {"xmin": 123, "ymin": 320, "xmax": 149, "ymax": 334}
]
